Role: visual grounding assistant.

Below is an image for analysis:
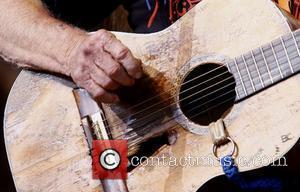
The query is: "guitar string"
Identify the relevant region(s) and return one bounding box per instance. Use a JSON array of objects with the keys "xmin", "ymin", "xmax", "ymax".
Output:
[
  {"xmin": 109, "ymin": 33, "xmax": 300, "ymax": 143},
  {"xmin": 117, "ymin": 80, "xmax": 235, "ymax": 140},
  {"xmin": 109, "ymin": 52, "xmax": 297, "ymax": 141},
  {"xmin": 119, "ymin": 87, "xmax": 235, "ymax": 142},
  {"xmin": 125, "ymin": 37, "xmax": 300, "ymax": 125},
  {"xmin": 127, "ymin": 95, "xmax": 237, "ymax": 147},
  {"xmin": 110, "ymin": 31, "xmax": 299, "ymax": 120},
  {"xmin": 104, "ymin": 44, "xmax": 298, "ymax": 139},
  {"xmin": 87, "ymin": 36, "xmax": 298, "ymax": 140},
  {"xmin": 98, "ymin": 40, "xmax": 298, "ymax": 131},
  {"xmin": 111, "ymin": 69, "xmax": 230, "ymax": 124},
  {"xmin": 104, "ymin": 72, "xmax": 233, "ymax": 131},
  {"xmin": 89, "ymin": 65, "xmax": 226, "ymax": 134},
  {"xmin": 127, "ymin": 30, "xmax": 300, "ymax": 120},
  {"xmin": 111, "ymin": 64, "xmax": 226, "ymax": 115},
  {"xmin": 126, "ymin": 68, "xmax": 291, "ymax": 147},
  {"xmin": 110, "ymin": 66, "xmax": 293, "ymax": 142},
  {"xmin": 126, "ymin": 89, "xmax": 236, "ymax": 147},
  {"xmin": 122, "ymin": 55, "xmax": 299, "ymax": 140},
  {"xmin": 106, "ymin": 75, "xmax": 233, "ymax": 140}
]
